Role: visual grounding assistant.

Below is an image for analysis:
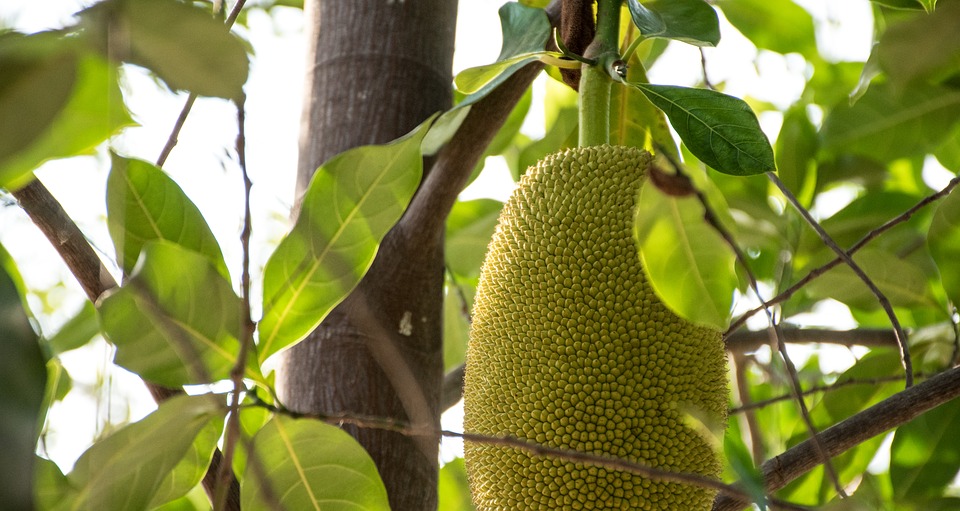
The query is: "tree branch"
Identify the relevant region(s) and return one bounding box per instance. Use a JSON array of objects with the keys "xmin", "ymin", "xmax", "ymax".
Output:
[
  {"xmin": 399, "ymin": 1, "xmax": 561, "ymax": 242},
  {"xmin": 712, "ymin": 365, "xmax": 960, "ymax": 511}
]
